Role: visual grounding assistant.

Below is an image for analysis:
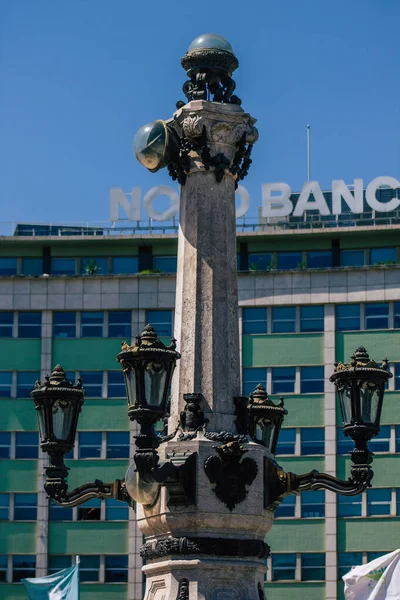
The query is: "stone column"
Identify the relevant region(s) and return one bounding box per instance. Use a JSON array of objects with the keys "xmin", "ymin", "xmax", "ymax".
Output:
[{"xmin": 170, "ymin": 100, "xmax": 258, "ymax": 433}]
